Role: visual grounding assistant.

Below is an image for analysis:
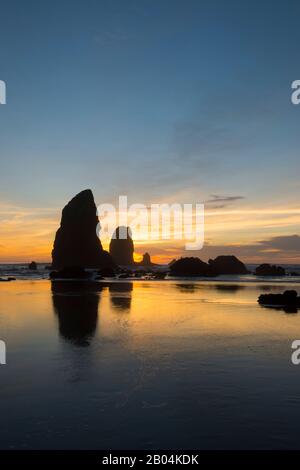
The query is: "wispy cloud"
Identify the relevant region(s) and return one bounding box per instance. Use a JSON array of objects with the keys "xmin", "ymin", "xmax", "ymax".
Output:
[
  {"xmin": 205, "ymin": 194, "xmax": 245, "ymax": 208},
  {"xmin": 257, "ymin": 234, "xmax": 300, "ymax": 252}
]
